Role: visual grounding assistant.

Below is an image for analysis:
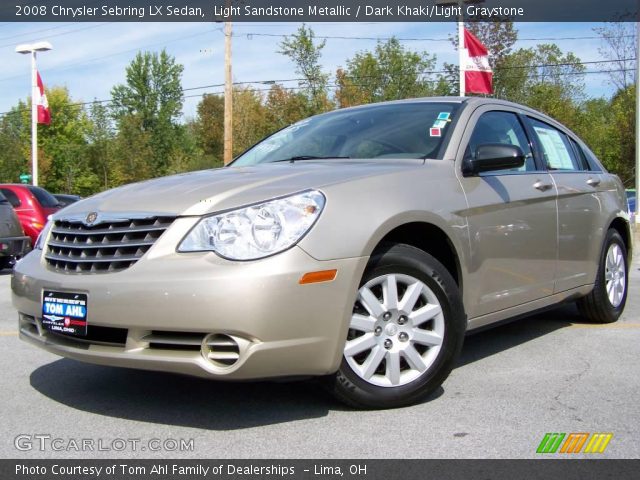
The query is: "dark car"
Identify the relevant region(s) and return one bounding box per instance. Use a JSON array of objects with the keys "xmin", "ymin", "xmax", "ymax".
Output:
[
  {"xmin": 53, "ymin": 194, "xmax": 82, "ymax": 208},
  {"xmin": 0, "ymin": 184, "xmax": 61, "ymax": 245},
  {"xmin": 0, "ymin": 191, "xmax": 31, "ymax": 270}
]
